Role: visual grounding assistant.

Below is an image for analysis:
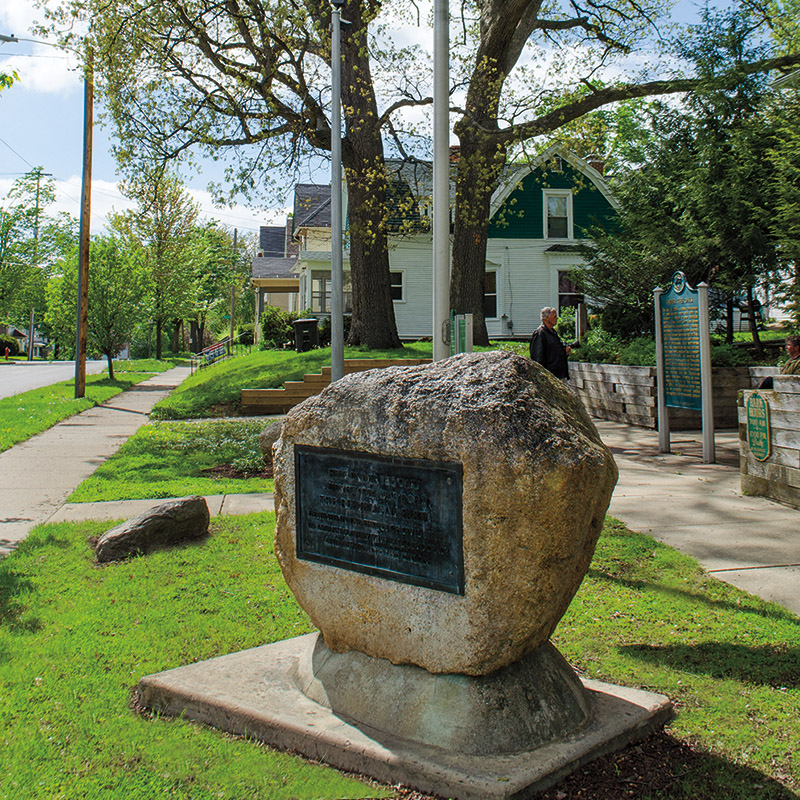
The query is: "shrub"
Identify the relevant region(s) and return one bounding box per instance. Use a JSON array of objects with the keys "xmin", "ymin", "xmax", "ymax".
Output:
[
  {"xmin": 618, "ymin": 337, "xmax": 656, "ymax": 366},
  {"xmin": 237, "ymin": 324, "xmax": 254, "ymax": 346},
  {"xmin": 555, "ymin": 306, "xmax": 576, "ymax": 342},
  {"xmin": 259, "ymin": 306, "xmax": 294, "ymax": 349},
  {"xmin": 317, "ymin": 315, "xmax": 352, "ymax": 347}
]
